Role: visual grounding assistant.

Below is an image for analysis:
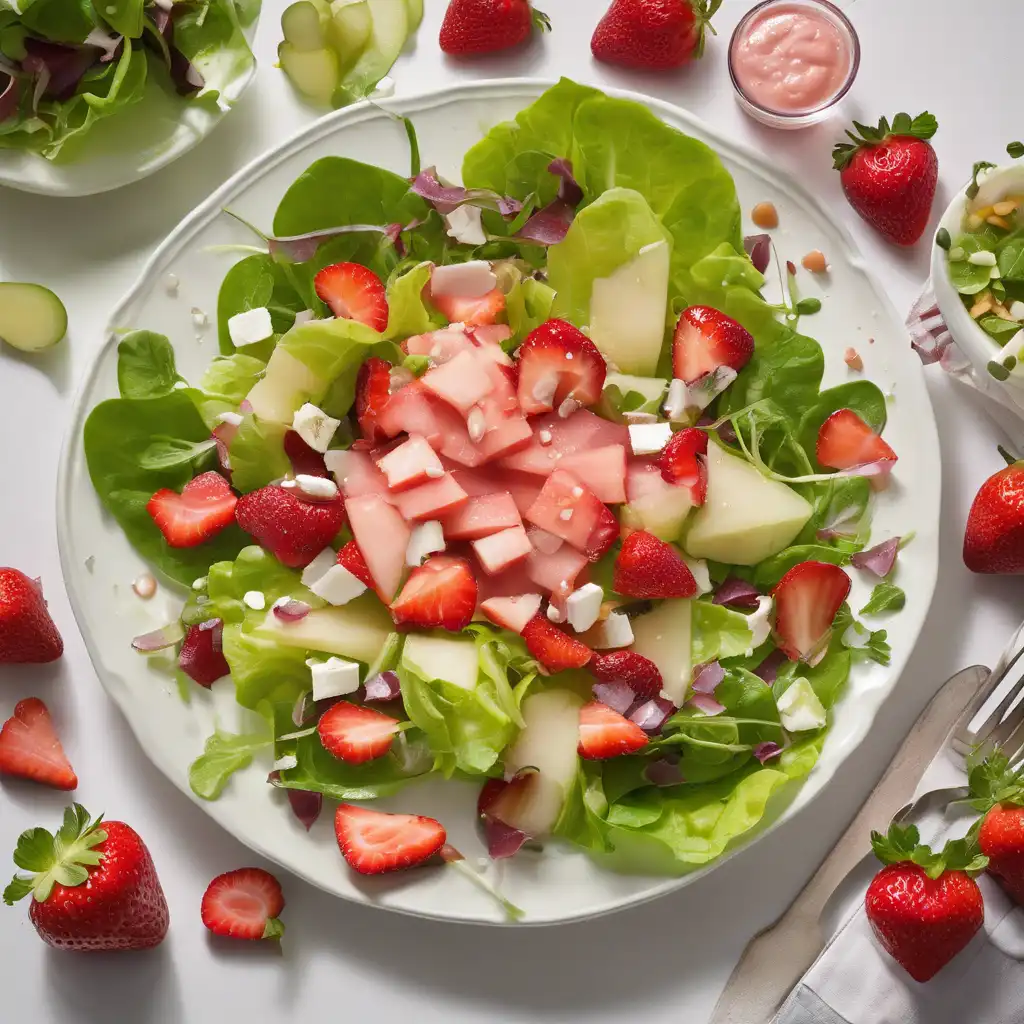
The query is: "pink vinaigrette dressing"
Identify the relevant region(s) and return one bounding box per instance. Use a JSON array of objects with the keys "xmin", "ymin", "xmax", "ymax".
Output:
[{"xmin": 731, "ymin": 1, "xmax": 854, "ymax": 117}]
